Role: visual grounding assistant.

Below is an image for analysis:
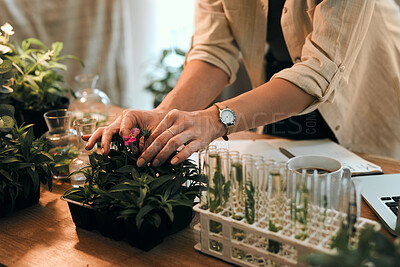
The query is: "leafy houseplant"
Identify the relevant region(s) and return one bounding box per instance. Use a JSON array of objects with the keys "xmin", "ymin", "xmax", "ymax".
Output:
[
  {"xmin": 0, "ymin": 122, "xmax": 53, "ymax": 217},
  {"xmin": 62, "ymin": 128, "xmax": 204, "ymax": 251},
  {"xmin": 0, "ymin": 22, "xmax": 84, "ymax": 137},
  {"xmin": 306, "ymin": 223, "xmax": 400, "ymax": 267},
  {"xmin": 144, "ymin": 48, "xmax": 185, "ymax": 108}
]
